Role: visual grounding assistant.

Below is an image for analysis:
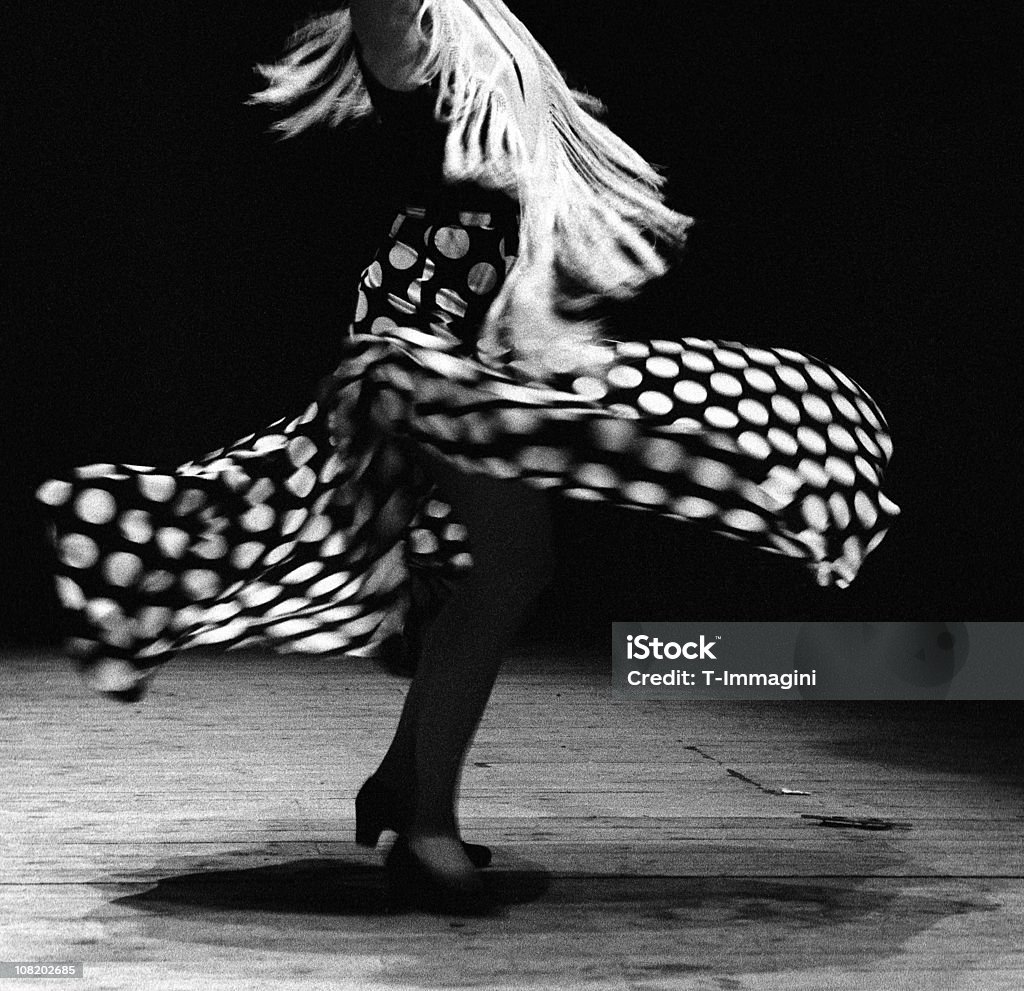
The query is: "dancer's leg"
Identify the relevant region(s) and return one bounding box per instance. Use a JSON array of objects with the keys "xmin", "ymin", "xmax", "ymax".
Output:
[{"xmin": 375, "ymin": 448, "xmax": 554, "ymax": 877}]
